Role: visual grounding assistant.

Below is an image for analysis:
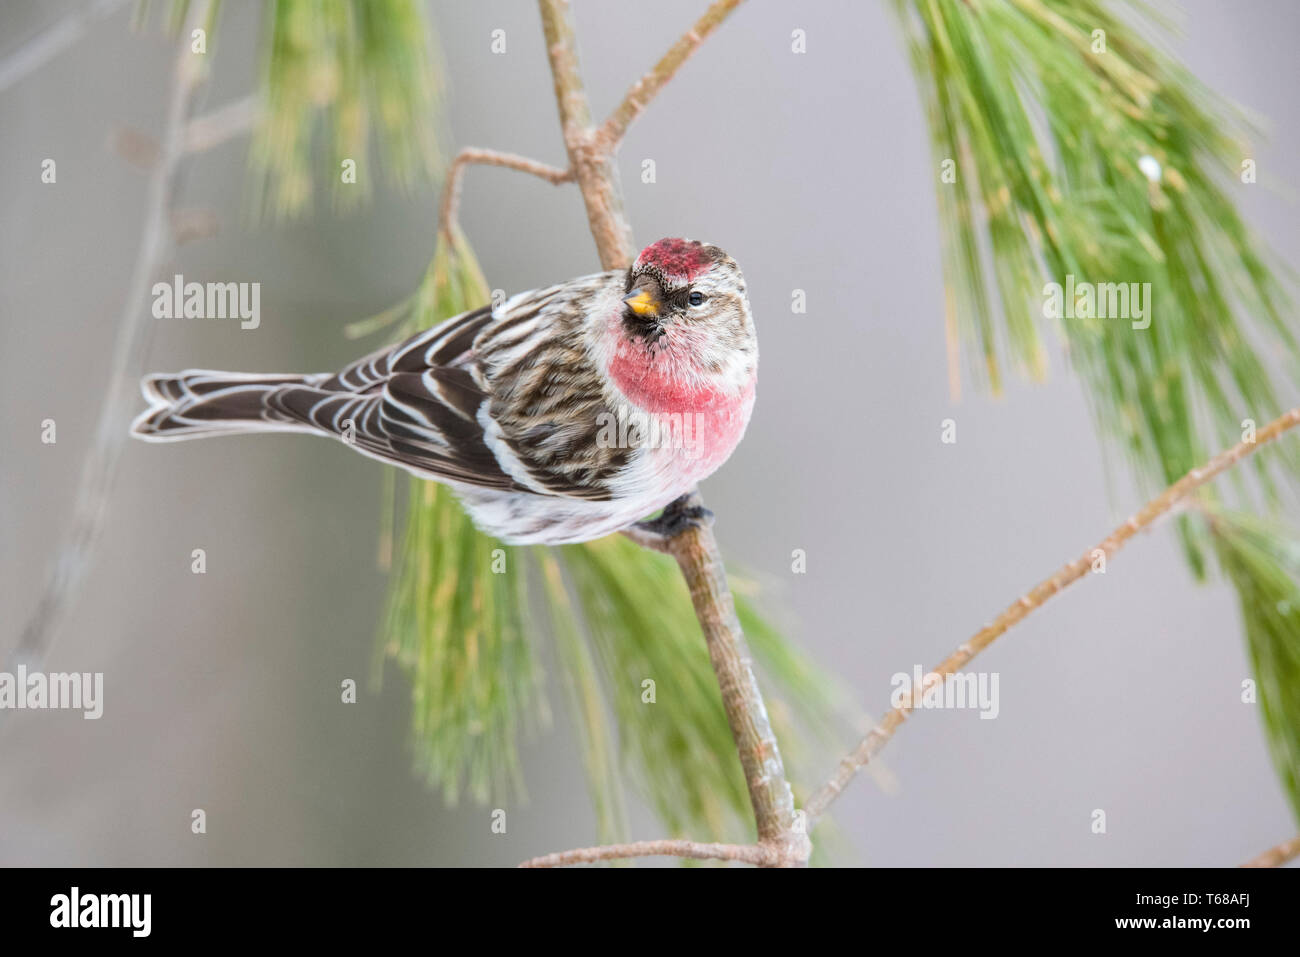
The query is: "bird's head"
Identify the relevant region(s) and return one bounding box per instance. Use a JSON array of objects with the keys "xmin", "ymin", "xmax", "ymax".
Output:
[{"xmin": 621, "ymin": 239, "xmax": 754, "ymax": 358}]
